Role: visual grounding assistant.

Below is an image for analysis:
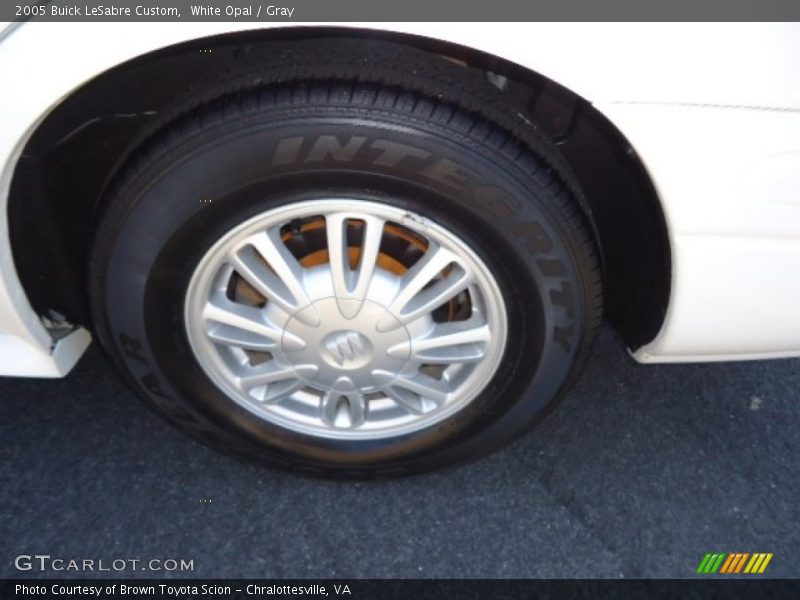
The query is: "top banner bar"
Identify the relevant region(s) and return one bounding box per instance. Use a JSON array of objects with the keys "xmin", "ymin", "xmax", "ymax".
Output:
[{"xmin": 5, "ymin": 0, "xmax": 800, "ymax": 22}]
